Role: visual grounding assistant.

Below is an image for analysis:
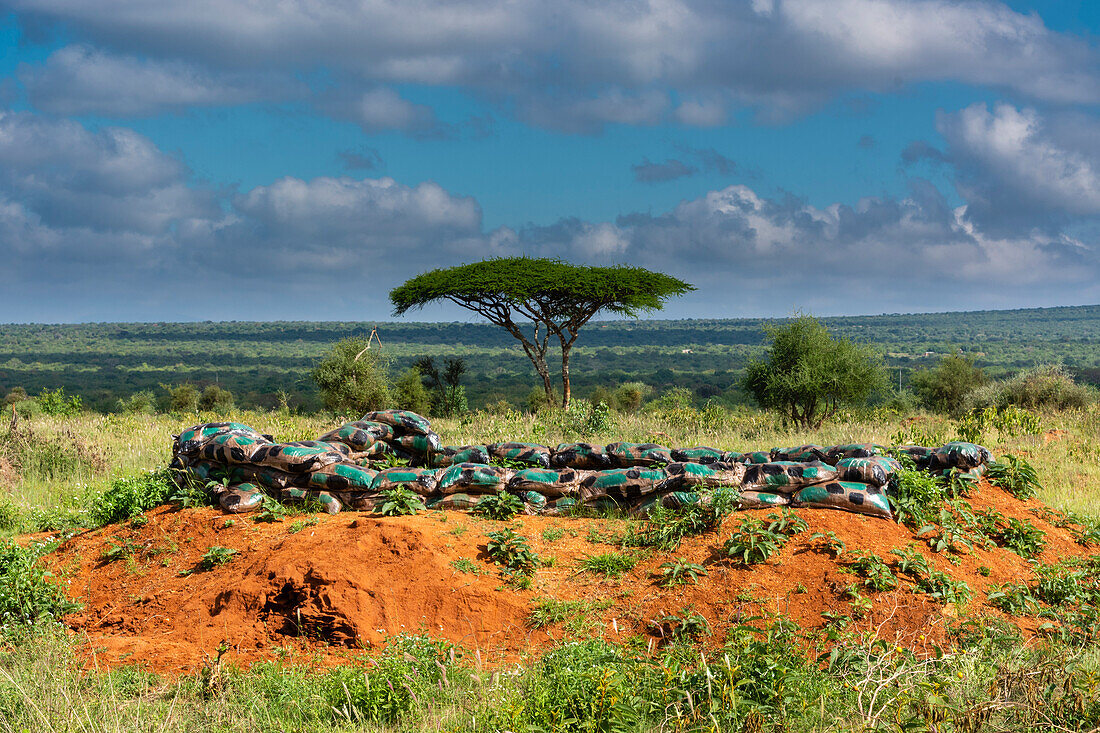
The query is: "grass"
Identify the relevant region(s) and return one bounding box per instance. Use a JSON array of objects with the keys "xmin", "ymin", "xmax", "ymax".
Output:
[{"xmin": 576, "ymin": 551, "xmax": 637, "ymax": 577}]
